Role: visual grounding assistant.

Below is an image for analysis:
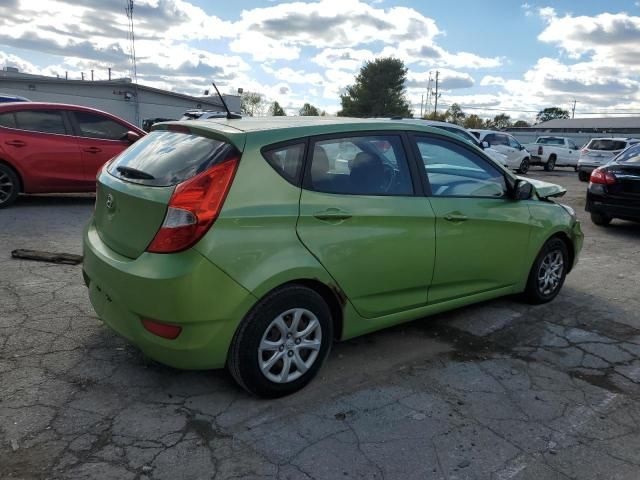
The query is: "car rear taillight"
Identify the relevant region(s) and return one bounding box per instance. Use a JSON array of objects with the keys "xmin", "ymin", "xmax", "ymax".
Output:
[
  {"xmin": 147, "ymin": 156, "xmax": 239, "ymax": 253},
  {"xmin": 142, "ymin": 318, "xmax": 182, "ymax": 339},
  {"xmin": 537, "ymin": 146, "xmax": 543, "ymax": 155},
  {"xmin": 590, "ymin": 168, "xmax": 616, "ymax": 185}
]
